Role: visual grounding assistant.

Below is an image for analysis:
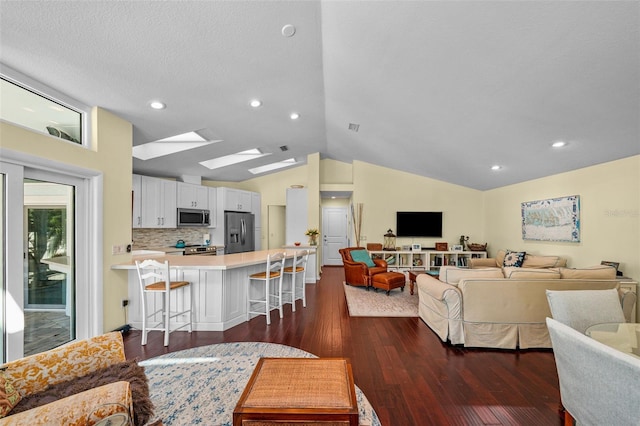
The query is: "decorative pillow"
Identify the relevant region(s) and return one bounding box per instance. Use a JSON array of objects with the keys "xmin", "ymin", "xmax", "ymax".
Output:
[
  {"xmin": 439, "ymin": 266, "xmax": 504, "ymax": 286},
  {"xmin": 0, "ymin": 370, "xmax": 22, "ymax": 418},
  {"xmin": 503, "ymin": 251, "xmax": 526, "ymax": 268},
  {"xmin": 503, "ymin": 267, "xmax": 561, "ymax": 279},
  {"xmin": 521, "ymin": 254, "xmax": 566, "ymax": 268},
  {"xmin": 495, "ymin": 250, "xmax": 507, "ymax": 267},
  {"xmin": 350, "ymin": 250, "xmax": 376, "ymax": 268},
  {"xmin": 559, "ymin": 265, "xmax": 617, "ymax": 280}
]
